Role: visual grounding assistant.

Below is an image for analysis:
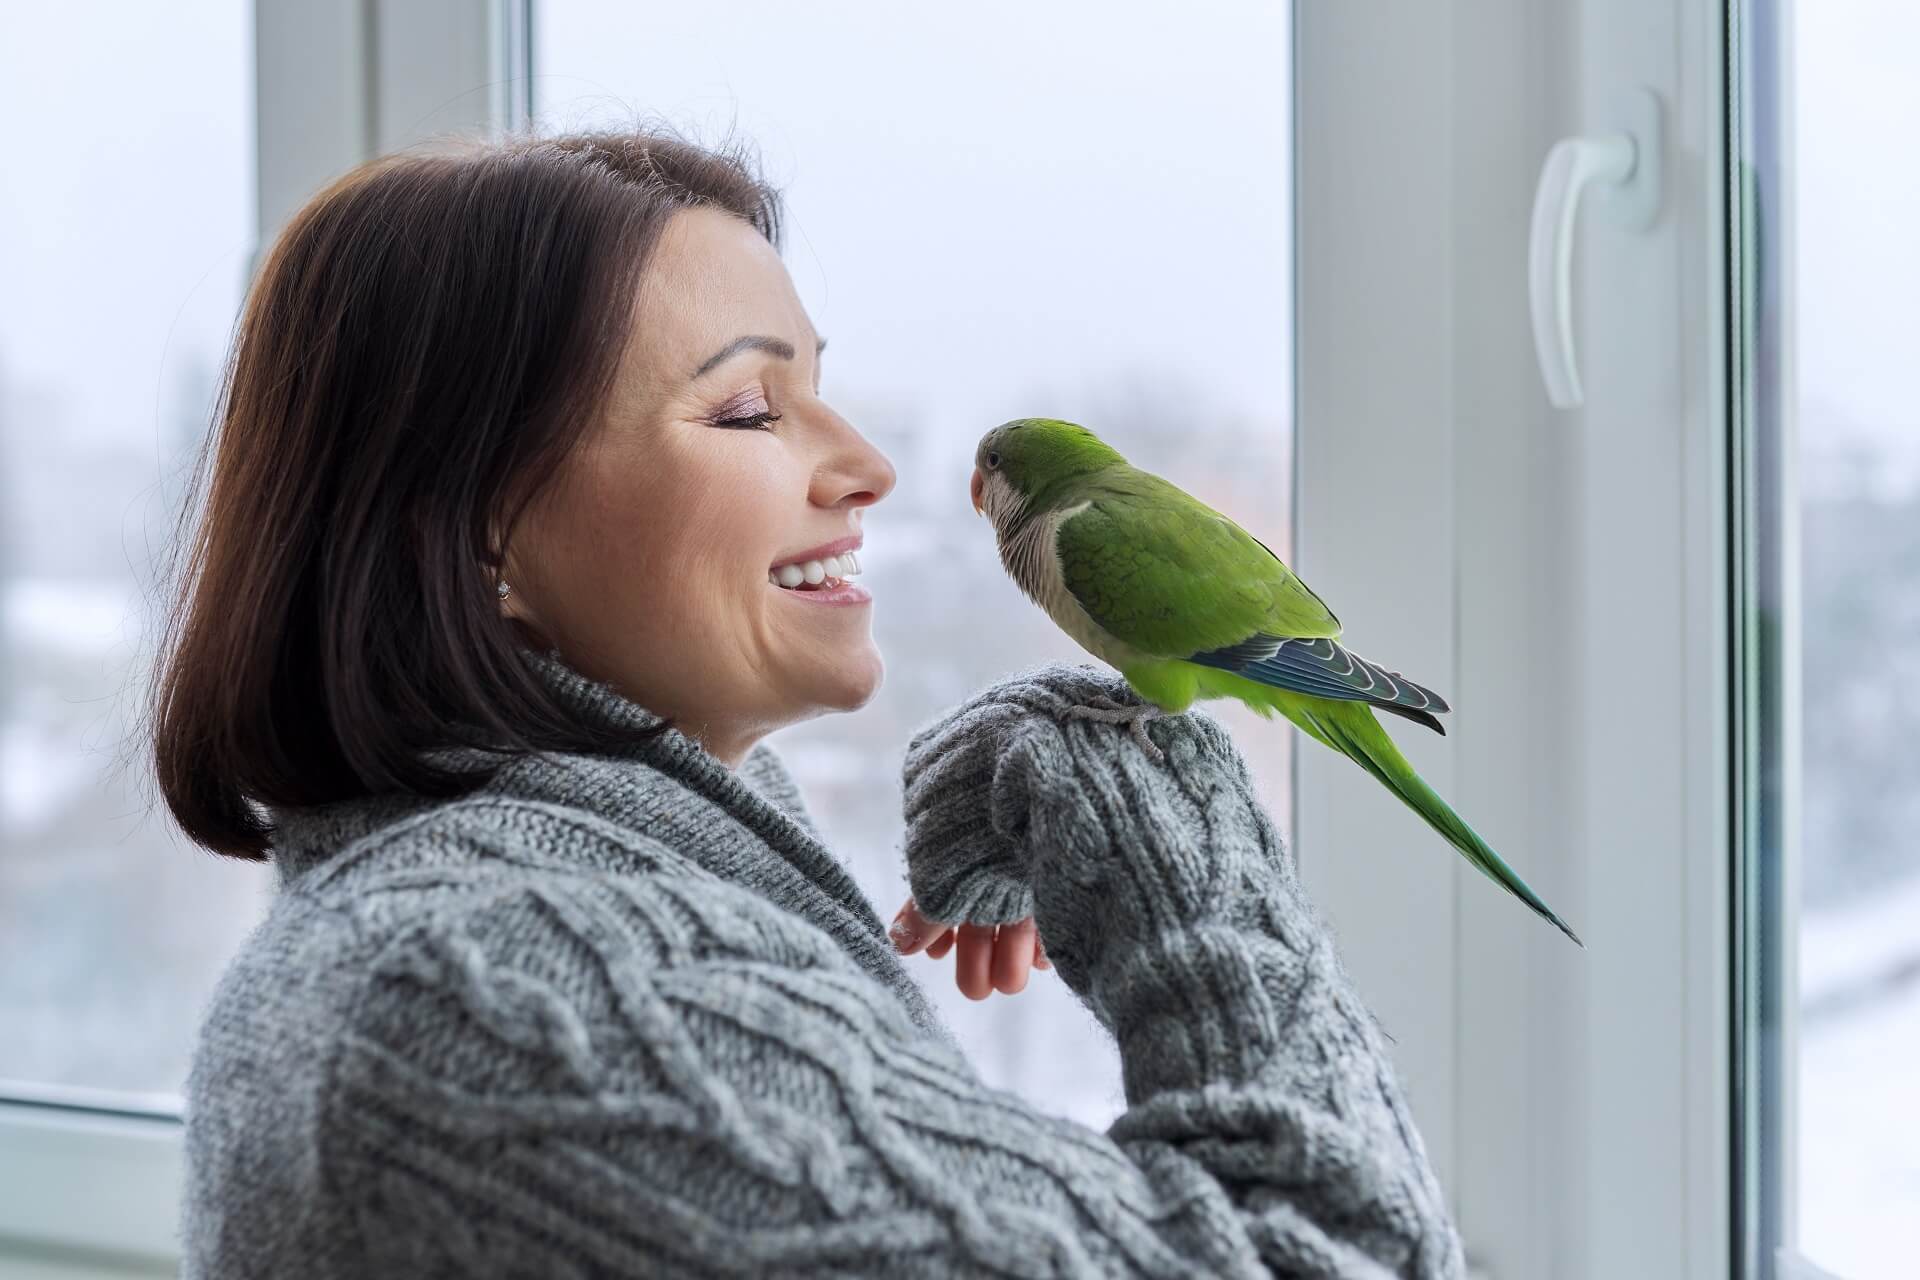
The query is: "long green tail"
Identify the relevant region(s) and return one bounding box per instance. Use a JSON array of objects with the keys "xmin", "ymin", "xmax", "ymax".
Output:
[{"xmin": 1284, "ymin": 694, "xmax": 1583, "ymax": 947}]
